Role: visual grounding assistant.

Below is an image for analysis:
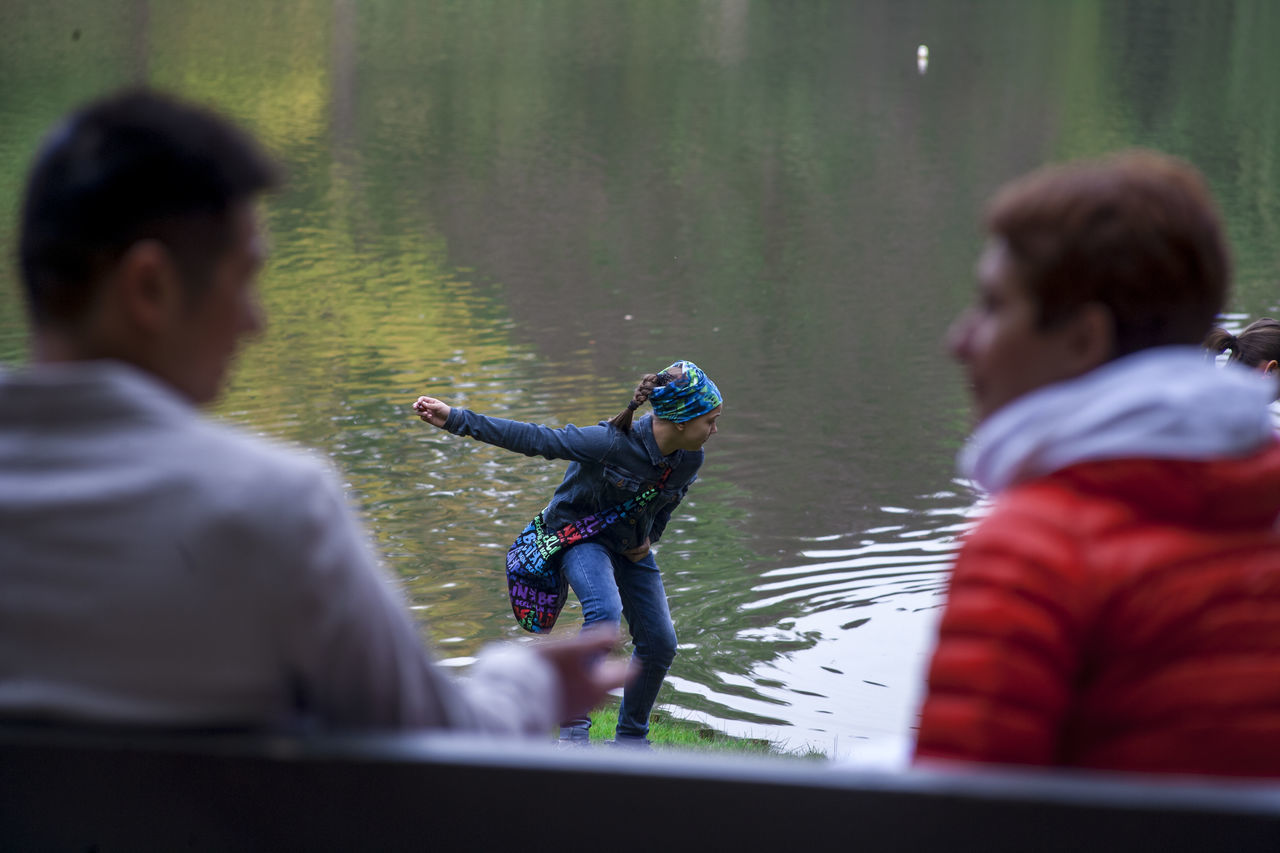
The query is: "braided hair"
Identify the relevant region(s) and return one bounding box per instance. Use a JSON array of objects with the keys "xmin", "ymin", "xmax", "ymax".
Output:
[{"xmin": 607, "ymin": 368, "xmax": 677, "ymax": 433}]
